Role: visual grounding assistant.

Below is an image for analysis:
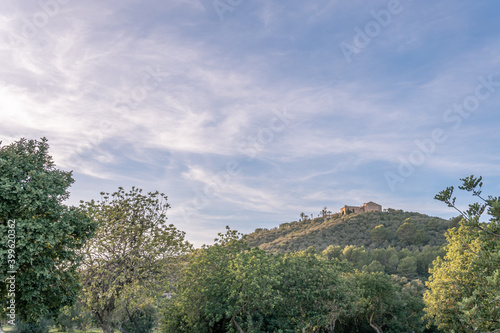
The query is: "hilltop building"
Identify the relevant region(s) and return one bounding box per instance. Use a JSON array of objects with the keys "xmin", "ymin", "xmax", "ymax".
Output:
[{"xmin": 340, "ymin": 201, "xmax": 382, "ymax": 215}]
